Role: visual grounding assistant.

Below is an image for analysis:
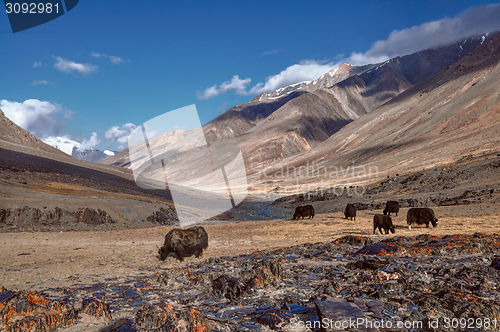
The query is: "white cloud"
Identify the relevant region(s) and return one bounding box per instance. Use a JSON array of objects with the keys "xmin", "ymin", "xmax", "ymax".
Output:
[
  {"xmin": 54, "ymin": 56, "xmax": 97, "ymax": 75},
  {"xmin": 262, "ymin": 49, "xmax": 282, "ymax": 56},
  {"xmin": 249, "ymin": 60, "xmax": 338, "ymax": 95},
  {"xmin": 91, "ymin": 53, "xmax": 125, "ymax": 65},
  {"xmin": 78, "ymin": 132, "xmax": 100, "ymax": 151},
  {"xmin": 347, "ymin": 3, "xmax": 500, "ymax": 65},
  {"xmin": 105, "ymin": 123, "xmax": 137, "ymax": 147},
  {"xmin": 32, "ymin": 80, "xmax": 53, "ymax": 86},
  {"xmin": 197, "ymin": 4, "xmax": 500, "ymax": 99},
  {"xmin": 198, "ymin": 75, "xmax": 251, "ymax": 100},
  {"xmin": 0, "ymin": 99, "xmax": 66, "ymax": 138},
  {"xmin": 198, "ymin": 61, "xmax": 339, "ymax": 99},
  {"xmin": 33, "ymin": 61, "xmax": 42, "ymax": 68}
]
